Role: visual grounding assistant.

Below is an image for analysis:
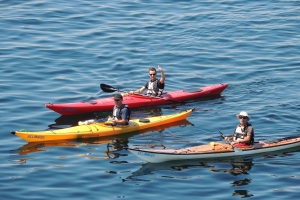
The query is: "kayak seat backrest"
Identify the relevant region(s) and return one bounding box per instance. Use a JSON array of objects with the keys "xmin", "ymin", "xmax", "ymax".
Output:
[{"xmin": 139, "ymin": 118, "xmax": 150, "ymax": 123}]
